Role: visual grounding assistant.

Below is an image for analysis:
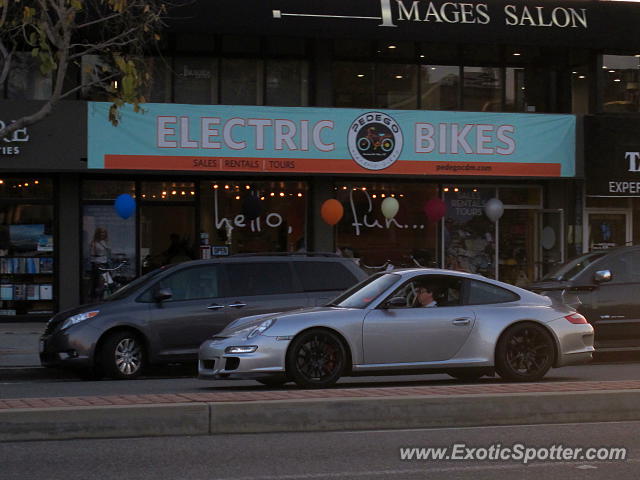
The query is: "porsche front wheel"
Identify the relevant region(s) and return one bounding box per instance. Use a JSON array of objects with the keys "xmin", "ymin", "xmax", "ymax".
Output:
[{"xmin": 286, "ymin": 329, "xmax": 346, "ymax": 388}]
